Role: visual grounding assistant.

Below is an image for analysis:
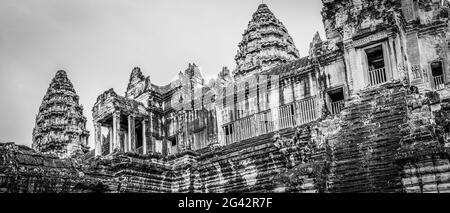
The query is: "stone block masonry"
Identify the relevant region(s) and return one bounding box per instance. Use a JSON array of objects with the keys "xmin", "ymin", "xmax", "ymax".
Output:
[{"xmin": 3, "ymin": 81, "xmax": 450, "ymax": 193}]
